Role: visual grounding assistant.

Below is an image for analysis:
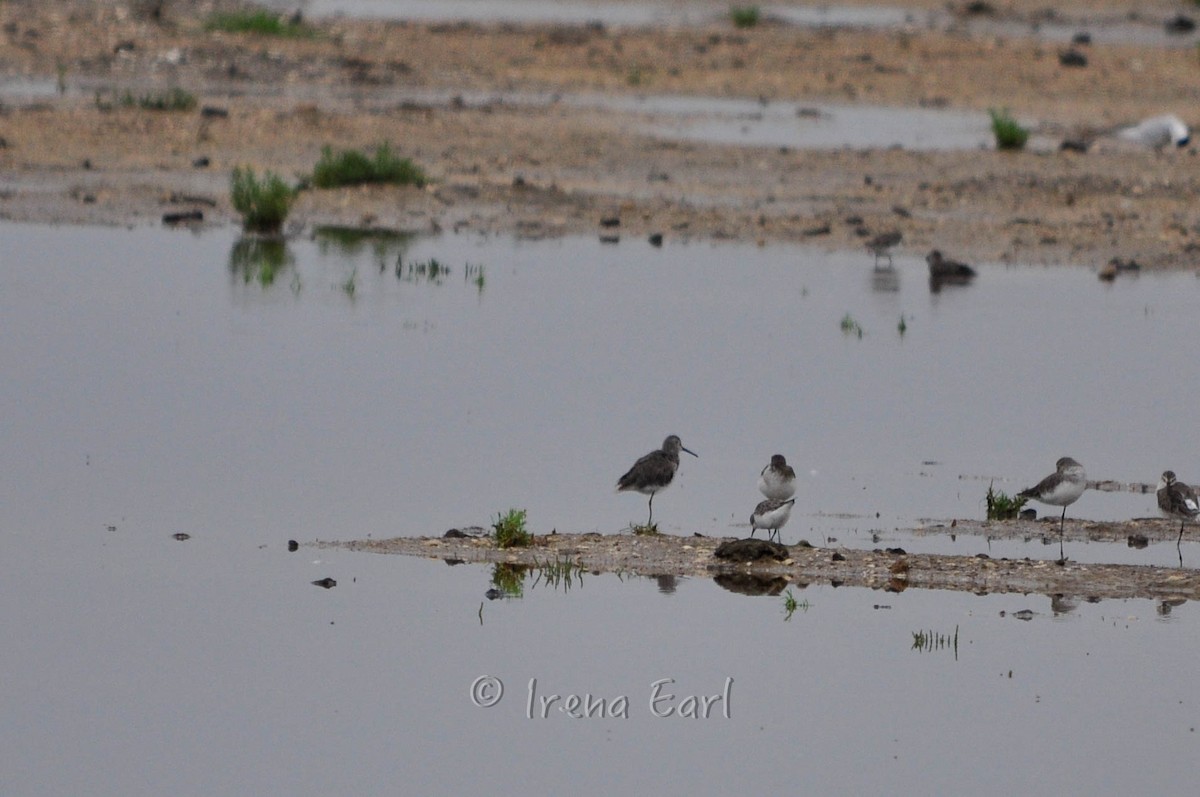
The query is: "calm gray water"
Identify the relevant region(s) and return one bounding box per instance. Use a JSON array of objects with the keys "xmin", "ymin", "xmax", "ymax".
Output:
[{"xmin": 3, "ymin": 222, "xmax": 1199, "ymax": 794}]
